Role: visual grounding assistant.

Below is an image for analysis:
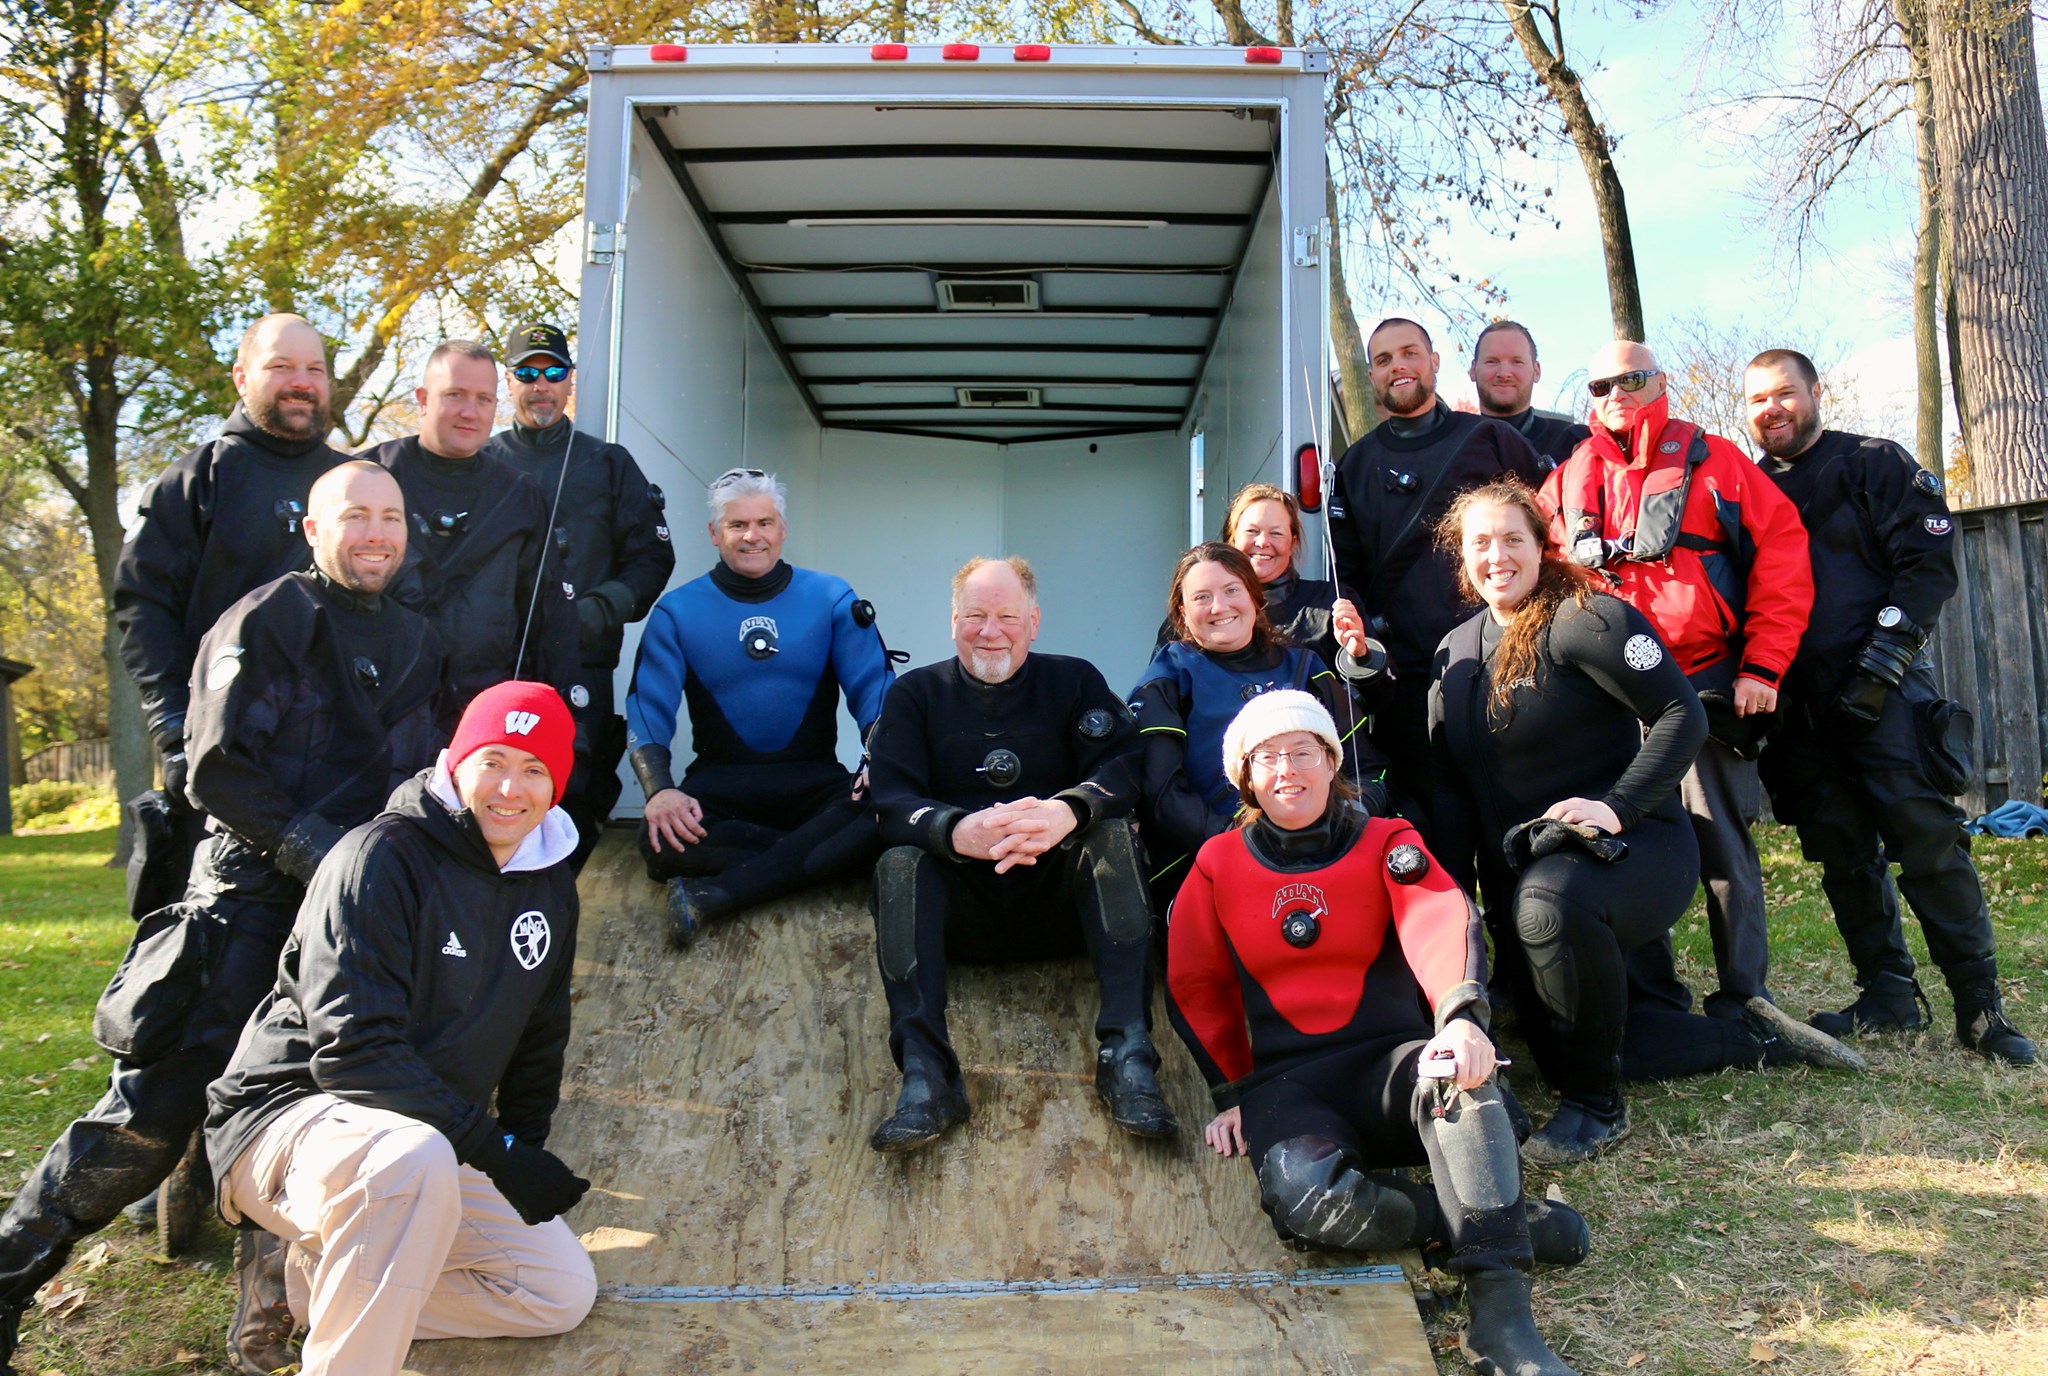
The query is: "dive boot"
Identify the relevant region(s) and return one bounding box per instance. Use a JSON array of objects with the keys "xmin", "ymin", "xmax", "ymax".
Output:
[
  {"xmin": 663, "ymin": 878, "xmax": 723, "ymax": 949},
  {"xmin": 869, "ymin": 1065, "xmax": 969, "ymax": 1154},
  {"xmin": 1521, "ymin": 1095, "xmax": 1628, "ymax": 1166},
  {"xmin": 1095, "ymin": 1027, "xmax": 1178, "ymax": 1139},
  {"xmin": 1524, "ymin": 1198, "xmax": 1590, "ymax": 1269},
  {"xmin": 226, "ymin": 1228, "xmax": 297, "ymax": 1375},
  {"xmin": 1952, "ymin": 976, "xmax": 2037, "ymax": 1066},
  {"xmin": 1460, "ymin": 1269, "xmax": 1577, "ymax": 1375},
  {"xmin": 2, "ymin": 1302, "xmax": 23, "ymax": 1376},
  {"xmin": 1808, "ymin": 971, "xmax": 1929, "ymax": 1039},
  {"xmin": 159, "ymin": 1131, "xmax": 213, "ymax": 1256},
  {"xmin": 1743, "ymin": 997, "xmax": 1868, "ymax": 1071}
]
